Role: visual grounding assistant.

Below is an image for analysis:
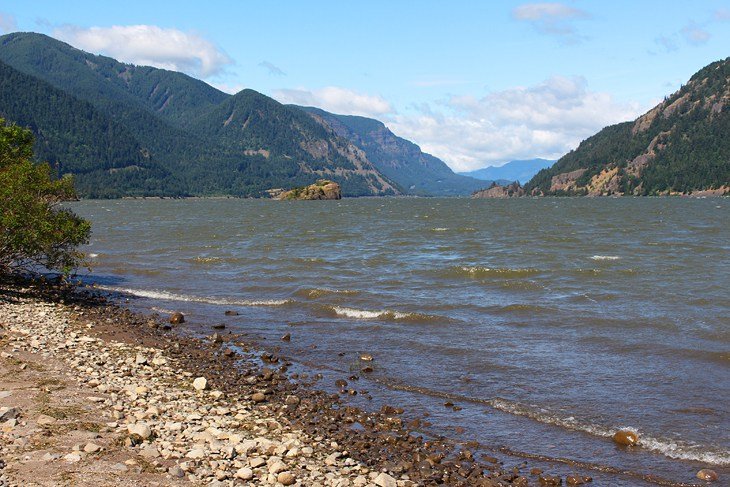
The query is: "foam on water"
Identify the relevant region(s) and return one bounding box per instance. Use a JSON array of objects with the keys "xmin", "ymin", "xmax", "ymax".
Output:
[
  {"xmin": 590, "ymin": 255, "xmax": 621, "ymax": 261},
  {"xmin": 329, "ymin": 306, "xmax": 444, "ymax": 323},
  {"xmin": 454, "ymin": 266, "xmax": 541, "ymax": 278},
  {"xmin": 94, "ymin": 285, "xmax": 291, "ymax": 307},
  {"xmin": 489, "ymin": 398, "xmax": 730, "ymax": 465}
]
